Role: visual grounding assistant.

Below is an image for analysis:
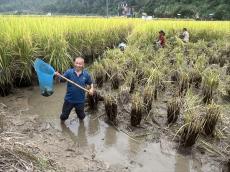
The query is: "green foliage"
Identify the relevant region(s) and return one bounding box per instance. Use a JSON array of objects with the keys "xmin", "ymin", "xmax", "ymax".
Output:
[{"xmin": 0, "ymin": 0, "xmax": 229, "ymax": 19}]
